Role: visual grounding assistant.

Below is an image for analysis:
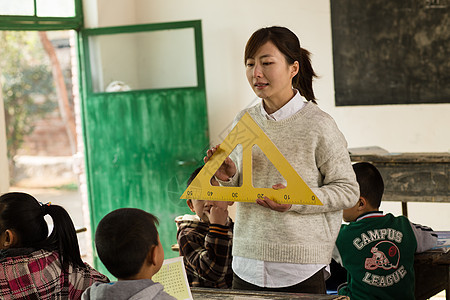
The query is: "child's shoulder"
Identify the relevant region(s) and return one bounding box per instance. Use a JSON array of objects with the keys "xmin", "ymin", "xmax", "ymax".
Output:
[
  {"xmin": 176, "ymin": 215, "xmax": 208, "ymax": 235},
  {"xmin": 341, "ymin": 213, "xmax": 410, "ymax": 231},
  {"xmin": 175, "ymin": 214, "xmax": 200, "ymax": 223},
  {"xmin": 82, "ymin": 280, "xmax": 175, "ymax": 300},
  {"xmin": 384, "ymin": 213, "xmax": 411, "ymax": 223}
]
